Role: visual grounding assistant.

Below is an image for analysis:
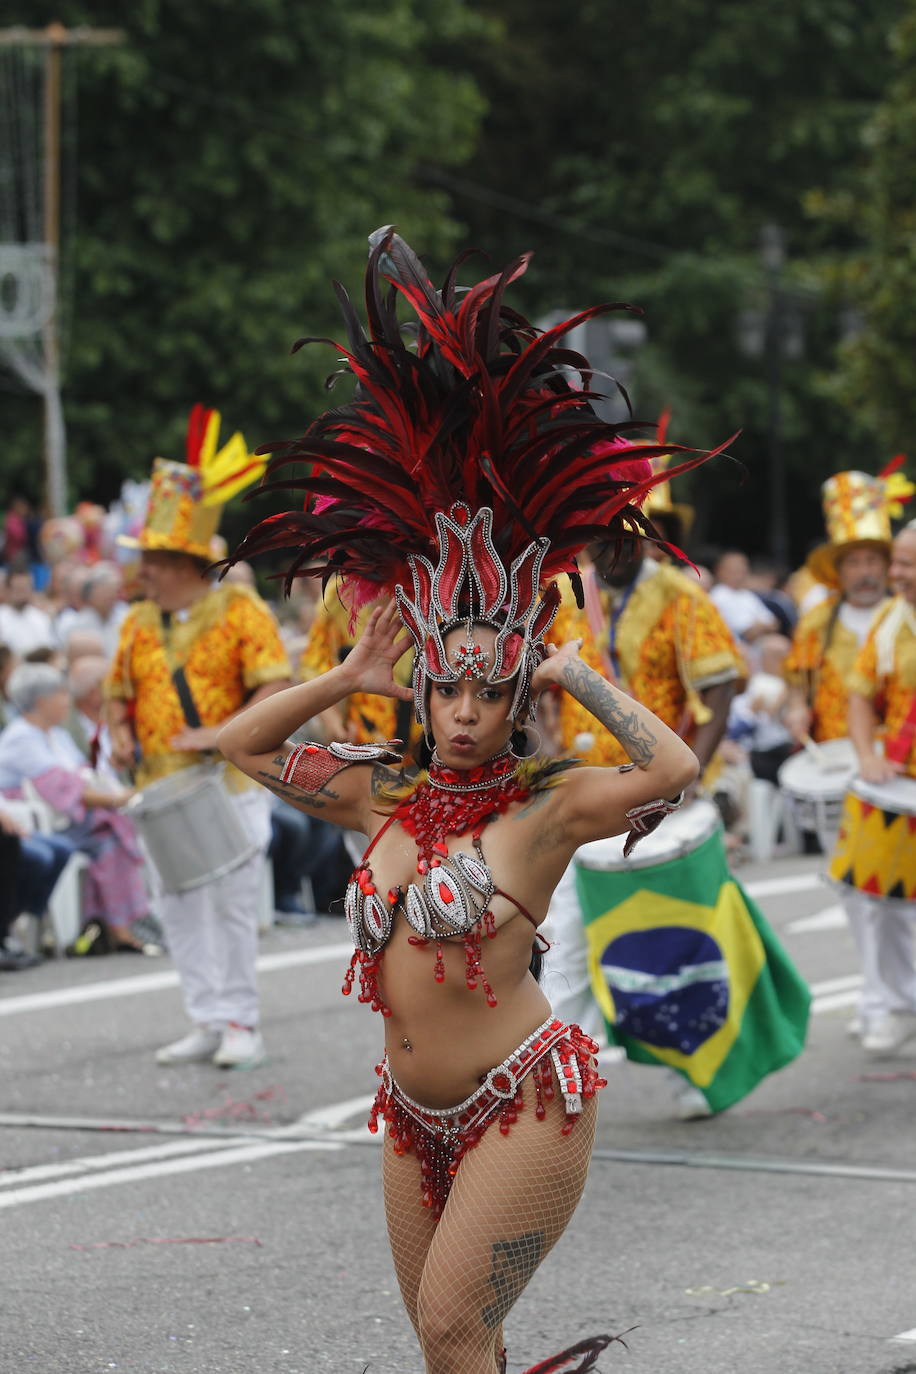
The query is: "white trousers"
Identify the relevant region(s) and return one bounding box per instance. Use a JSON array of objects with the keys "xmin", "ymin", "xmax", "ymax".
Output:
[
  {"xmin": 841, "ymin": 889, "xmax": 916, "ymax": 1026},
  {"xmin": 157, "ymin": 787, "xmax": 271, "ymax": 1029},
  {"xmin": 540, "ymin": 861, "xmax": 606, "ymax": 1044}
]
